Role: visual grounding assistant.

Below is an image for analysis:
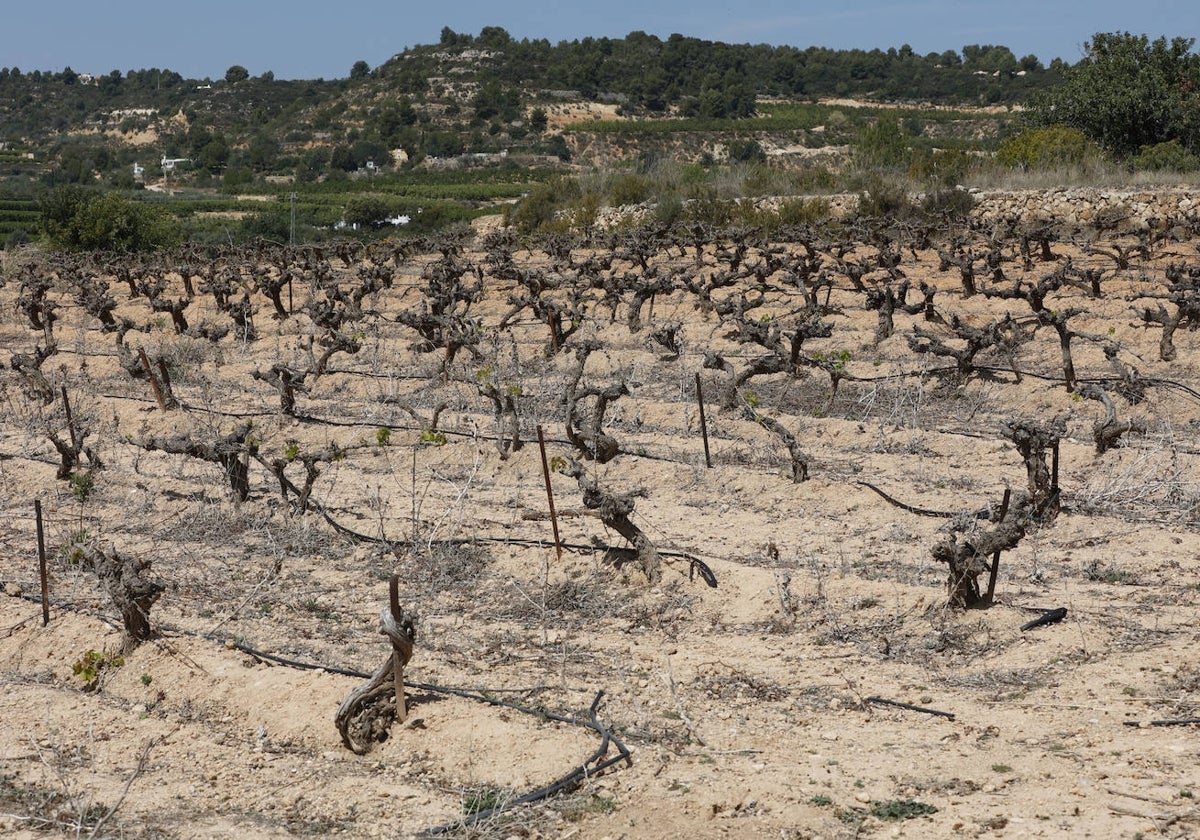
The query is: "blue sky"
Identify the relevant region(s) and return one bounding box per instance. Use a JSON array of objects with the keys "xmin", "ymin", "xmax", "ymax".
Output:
[{"xmin": 1, "ymin": 0, "xmax": 1194, "ymax": 80}]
